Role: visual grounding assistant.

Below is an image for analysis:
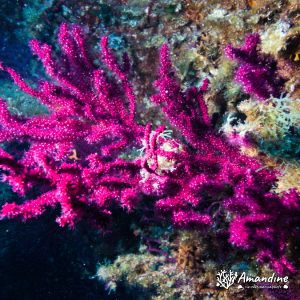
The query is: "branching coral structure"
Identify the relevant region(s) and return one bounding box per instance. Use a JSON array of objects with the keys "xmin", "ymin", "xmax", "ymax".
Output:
[
  {"xmin": 225, "ymin": 33, "xmax": 286, "ymax": 101},
  {"xmin": 143, "ymin": 44, "xmax": 300, "ymax": 274},
  {"xmin": 0, "ymin": 24, "xmax": 299, "ymax": 275},
  {"xmin": 0, "ymin": 23, "xmax": 143, "ymax": 228},
  {"xmin": 222, "ymin": 93, "xmax": 300, "ymax": 160}
]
